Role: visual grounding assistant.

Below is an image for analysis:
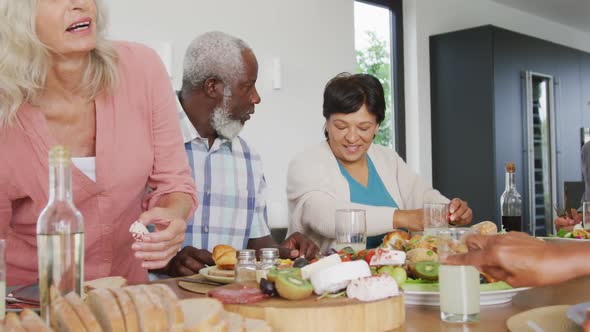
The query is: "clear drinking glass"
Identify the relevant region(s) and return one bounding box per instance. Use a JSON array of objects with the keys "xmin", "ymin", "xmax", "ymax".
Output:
[
  {"xmin": 437, "ymin": 228, "xmax": 480, "ymax": 323},
  {"xmin": 334, "ymin": 209, "xmax": 367, "ymax": 252},
  {"xmin": 582, "ymin": 202, "xmax": 590, "ymax": 229},
  {"xmin": 424, "ymin": 203, "xmax": 449, "ymax": 236}
]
